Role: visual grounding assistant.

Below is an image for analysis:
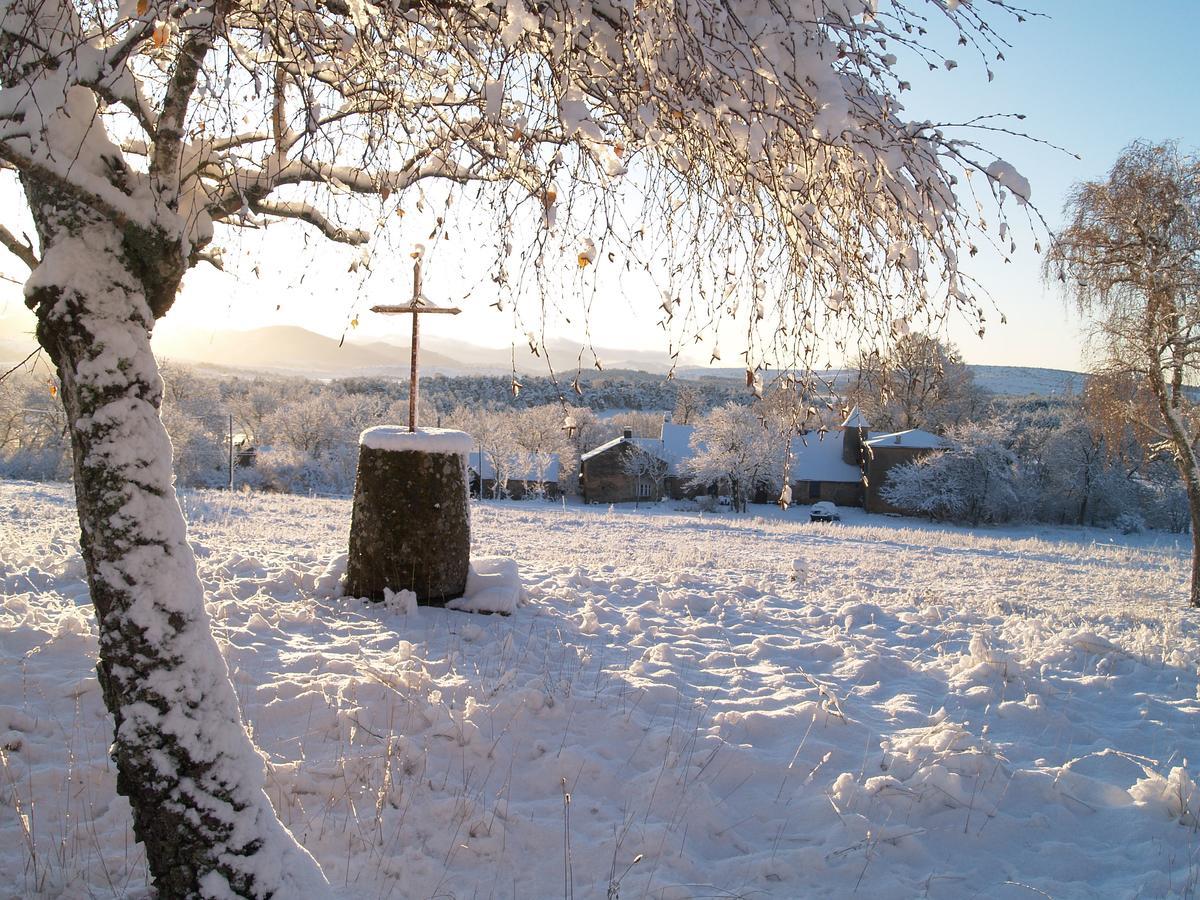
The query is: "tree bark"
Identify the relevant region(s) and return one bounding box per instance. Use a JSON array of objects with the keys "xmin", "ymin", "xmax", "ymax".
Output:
[{"xmin": 27, "ymin": 210, "xmax": 327, "ymax": 896}]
